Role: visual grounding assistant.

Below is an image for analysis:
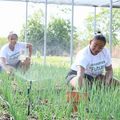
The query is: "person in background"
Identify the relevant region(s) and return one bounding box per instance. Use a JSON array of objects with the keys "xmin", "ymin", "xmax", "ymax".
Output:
[
  {"xmin": 66, "ymin": 31, "xmax": 120, "ymax": 90},
  {"xmin": 0, "ymin": 31, "xmax": 32, "ymax": 74}
]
